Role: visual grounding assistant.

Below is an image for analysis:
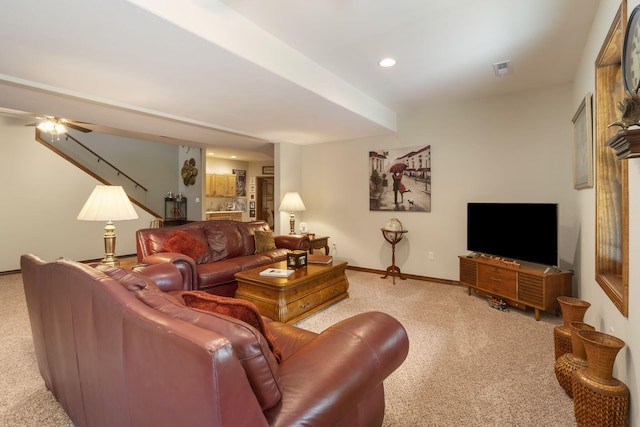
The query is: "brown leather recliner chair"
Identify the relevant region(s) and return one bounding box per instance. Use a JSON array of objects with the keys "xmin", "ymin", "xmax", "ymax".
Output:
[{"xmin": 21, "ymin": 254, "xmax": 409, "ymax": 427}]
